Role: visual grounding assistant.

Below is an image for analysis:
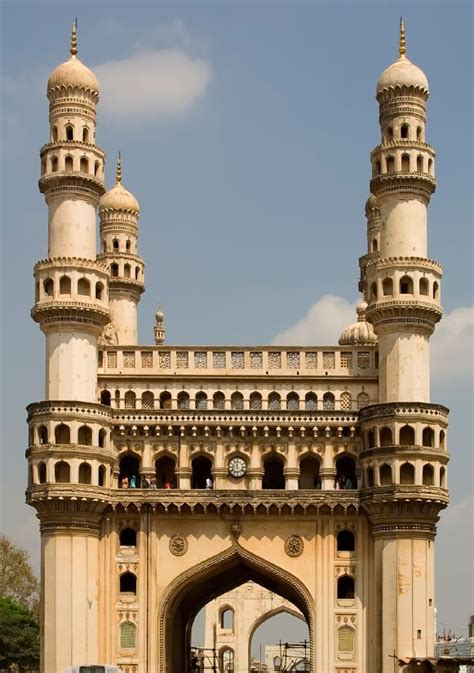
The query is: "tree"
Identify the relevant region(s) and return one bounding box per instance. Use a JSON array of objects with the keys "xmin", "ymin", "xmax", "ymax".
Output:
[
  {"xmin": 0, "ymin": 597, "xmax": 40, "ymax": 672},
  {"xmin": 0, "ymin": 534, "xmax": 39, "ymax": 613}
]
